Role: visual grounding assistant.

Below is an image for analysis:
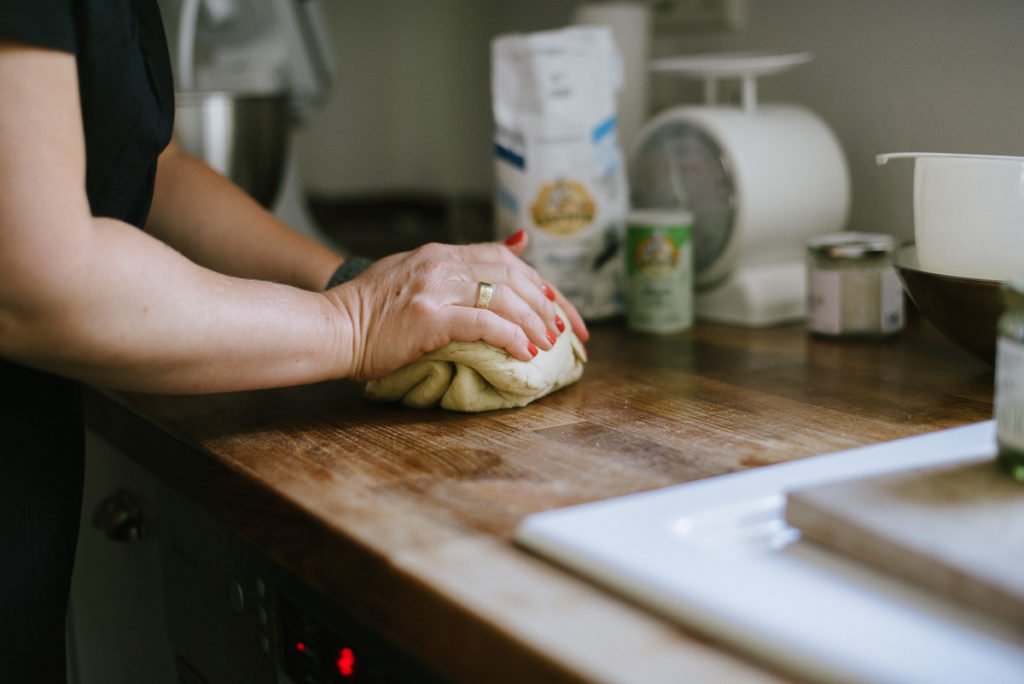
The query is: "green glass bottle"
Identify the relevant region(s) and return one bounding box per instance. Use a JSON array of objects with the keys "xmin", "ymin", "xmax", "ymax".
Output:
[{"xmin": 995, "ymin": 280, "xmax": 1024, "ymax": 482}]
